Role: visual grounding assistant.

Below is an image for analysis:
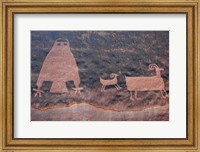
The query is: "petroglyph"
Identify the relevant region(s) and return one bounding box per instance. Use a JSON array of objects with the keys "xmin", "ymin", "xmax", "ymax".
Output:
[
  {"xmin": 31, "ymin": 31, "xmax": 169, "ymax": 121},
  {"xmin": 34, "ymin": 38, "xmax": 82, "ymax": 96},
  {"xmin": 125, "ymin": 64, "xmax": 167, "ymax": 101},
  {"xmin": 100, "ymin": 73, "xmax": 122, "ymax": 91}
]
